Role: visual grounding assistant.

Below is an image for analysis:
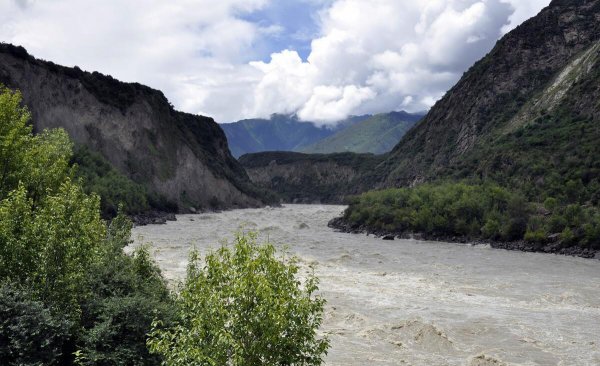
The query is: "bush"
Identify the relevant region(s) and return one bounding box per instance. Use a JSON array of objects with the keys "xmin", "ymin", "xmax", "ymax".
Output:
[
  {"xmin": 148, "ymin": 232, "xmax": 330, "ymax": 366},
  {"xmin": 341, "ymin": 181, "xmax": 600, "ymax": 248},
  {"xmin": 0, "ymin": 283, "xmax": 73, "ymax": 366},
  {"xmin": 524, "ymin": 230, "xmax": 547, "ymax": 245},
  {"xmin": 77, "ymin": 217, "xmax": 175, "ymax": 366},
  {"xmin": 0, "ymin": 86, "xmax": 175, "ymax": 365},
  {"xmin": 343, "ymin": 182, "xmax": 529, "ymax": 239}
]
